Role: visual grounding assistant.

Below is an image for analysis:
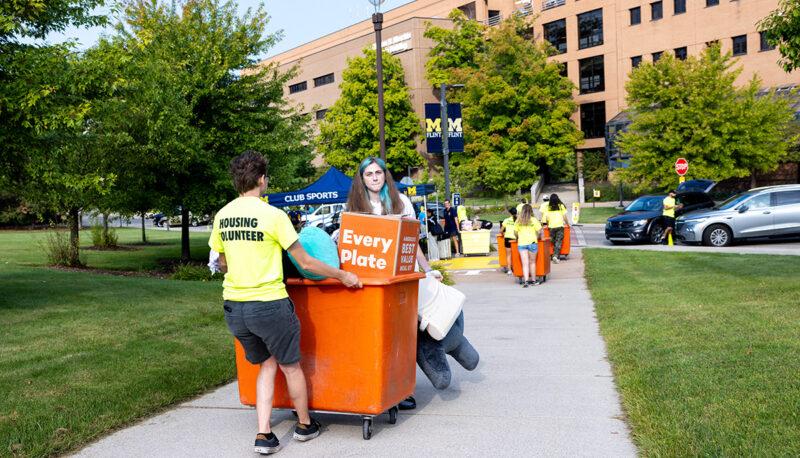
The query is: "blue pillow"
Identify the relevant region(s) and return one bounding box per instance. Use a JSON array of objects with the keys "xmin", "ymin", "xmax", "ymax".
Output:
[{"xmin": 287, "ymin": 226, "xmax": 340, "ymax": 280}]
